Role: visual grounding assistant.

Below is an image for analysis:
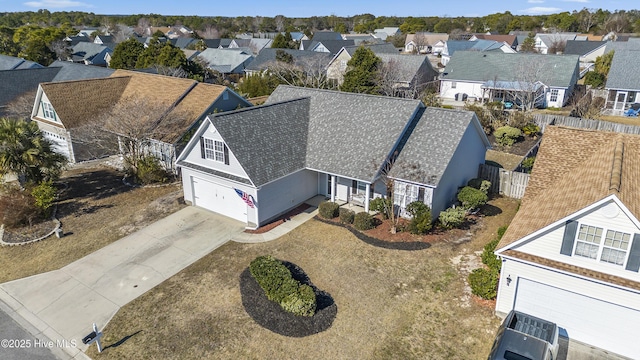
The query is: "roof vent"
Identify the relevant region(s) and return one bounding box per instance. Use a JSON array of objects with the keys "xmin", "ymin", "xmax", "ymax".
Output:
[{"xmin": 609, "ymin": 140, "xmax": 624, "ymax": 192}]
